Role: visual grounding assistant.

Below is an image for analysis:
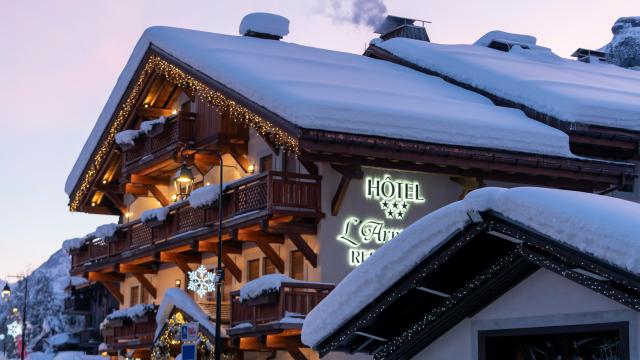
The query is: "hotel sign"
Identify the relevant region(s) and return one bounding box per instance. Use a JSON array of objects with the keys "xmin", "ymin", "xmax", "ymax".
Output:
[{"xmin": 338, "ymin": 174, "xmax": 426, "ymax": 266}]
